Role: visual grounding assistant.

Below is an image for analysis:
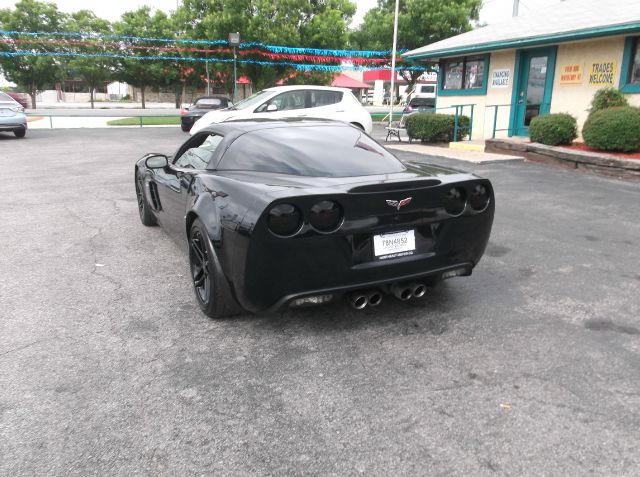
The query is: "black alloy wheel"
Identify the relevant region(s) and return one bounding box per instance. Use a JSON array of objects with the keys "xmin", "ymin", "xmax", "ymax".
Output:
[
  {"xmin": 188, "ymin": 219, "xmax": 235, "ymax": 319},
  {"xmin": 135, "ymin": 177, "xmax": 156, "ymax": 226},
  {"xmin": 190, "ymin": 228, "xmax": 211, "ymax": 306}
]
